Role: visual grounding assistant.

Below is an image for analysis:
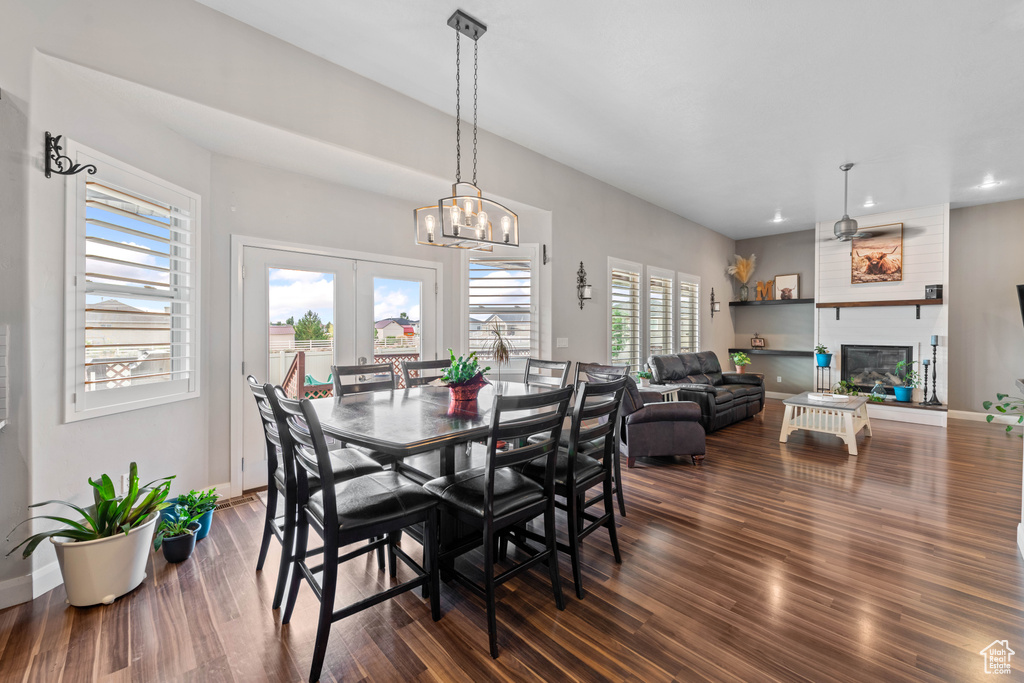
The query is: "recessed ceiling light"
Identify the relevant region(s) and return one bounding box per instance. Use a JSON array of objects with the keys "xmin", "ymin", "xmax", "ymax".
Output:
[
  {"xmin": 978, "ymin": 175, "xmax": 1002, "ymax": 189},
  {"xmin": 863, "ymin": 197, "xmax": 875, "ymax": 208},
  {"xmin": 771, "ymin": 211, "xmax": 785, "ymax": 223}
]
